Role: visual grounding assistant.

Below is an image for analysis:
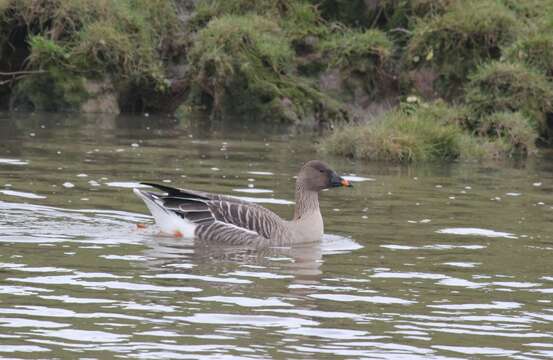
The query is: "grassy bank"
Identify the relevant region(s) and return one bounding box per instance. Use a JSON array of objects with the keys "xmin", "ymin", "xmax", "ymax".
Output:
[
  {"xmin": 316, "ymin": 0, "xmax": 553, "ymax": 161},
  {"xmin": 320, "ymin": 101, "xmax": 537, "ymax": 162},
  {"xmin": 0, "ymin": 0, "xmax": 552, "ymax": 160},
  {"xmin": 0, "ymin": 0, "xmax": 183, "ymax": 112}
]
